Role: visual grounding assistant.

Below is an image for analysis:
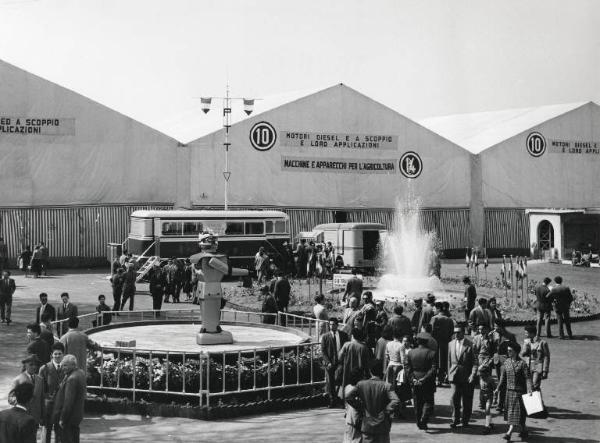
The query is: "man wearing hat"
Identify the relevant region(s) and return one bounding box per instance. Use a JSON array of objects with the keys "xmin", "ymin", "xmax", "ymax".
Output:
[
  {"xmin": 406, "ymin": 332, "xmax": 438, "ymax": 430},
  {"xmin": 447, "ymin": 325, "xmax": 477, "ymax": 429},
  {"xmin": 8, "ymin": 354, "xmax": 44, "ymax": 426},
  {"xmin": 521, "ymin": 325, "xmax": 550, "ymax": 392},
  {"xmin": 0, "ymin": 269, "xmax": 16, "ymax": 325},
  {"xmin": 374, "ymin": 299, "xmax": 388, "ymax": 327}
]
